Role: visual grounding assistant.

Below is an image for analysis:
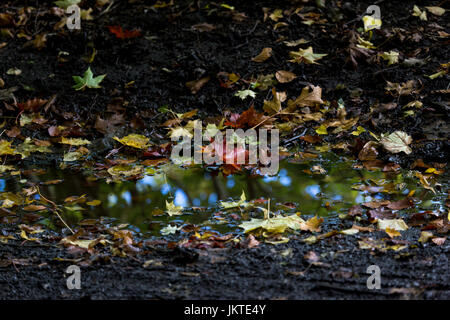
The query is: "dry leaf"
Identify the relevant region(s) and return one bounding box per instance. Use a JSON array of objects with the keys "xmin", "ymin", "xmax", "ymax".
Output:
[
  {"xmin": 252, "ymin": 47, "xmax": 272, "ymax": 63},
  {"xmin": 275, "ymin": 70, "xmax": 297, "ymax": 83}
]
